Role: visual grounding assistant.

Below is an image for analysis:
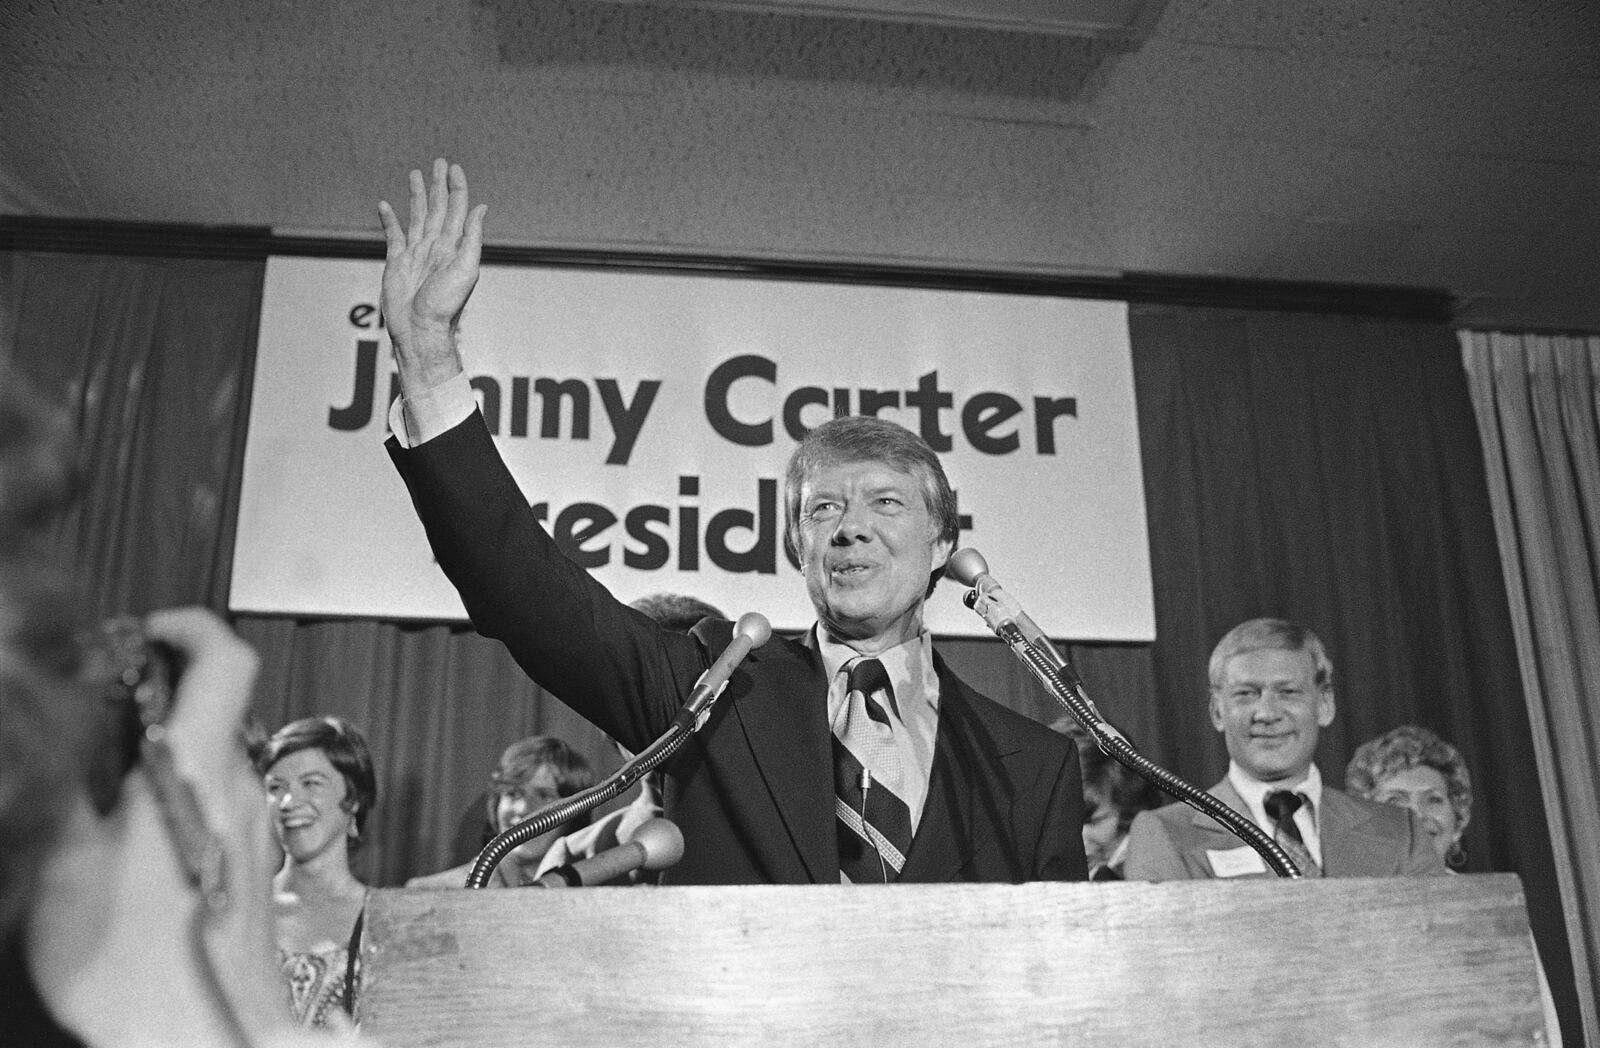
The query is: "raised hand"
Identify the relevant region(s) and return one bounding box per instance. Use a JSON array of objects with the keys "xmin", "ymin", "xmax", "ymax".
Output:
[{"xmin": 377, "ymin": 158, "xmax": 488, "ymax": 392}]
